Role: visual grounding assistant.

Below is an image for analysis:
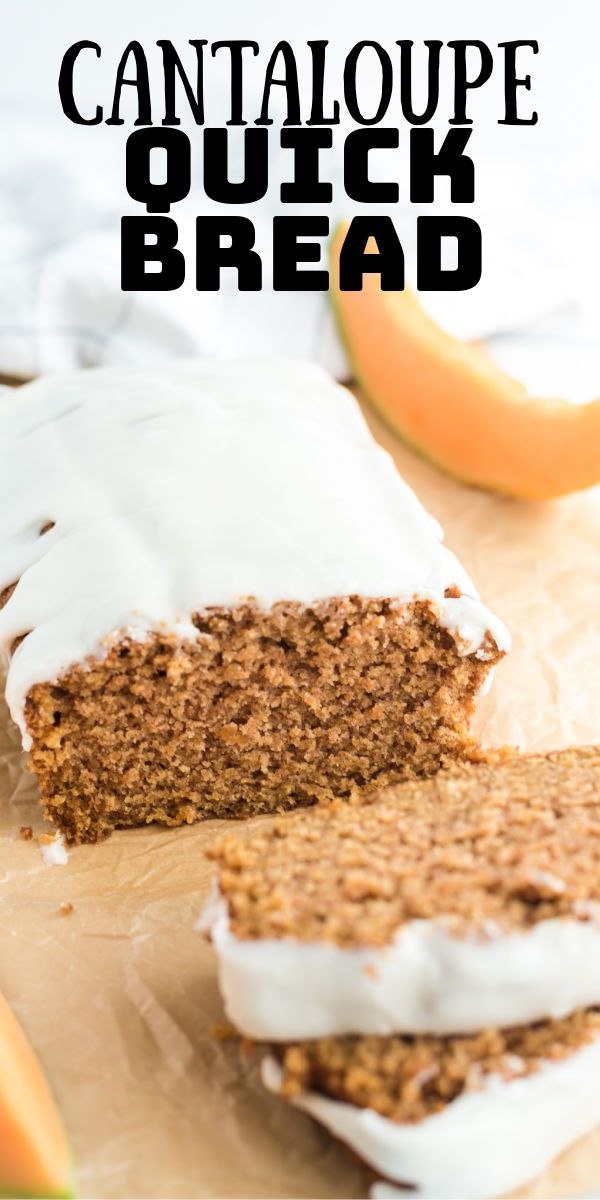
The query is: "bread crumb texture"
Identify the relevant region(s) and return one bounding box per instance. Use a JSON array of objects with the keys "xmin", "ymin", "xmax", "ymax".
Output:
[
  {"xmin": 22, "ymin": 598, "xmax": 497, "ymax": 843},
  {"xmin": 212, "ymin": 746, "xmax": 600, "ymax": 945},
  {"xmin": 276, "ymin": 1008, "xmax": 600, "ymax": 1123}
]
